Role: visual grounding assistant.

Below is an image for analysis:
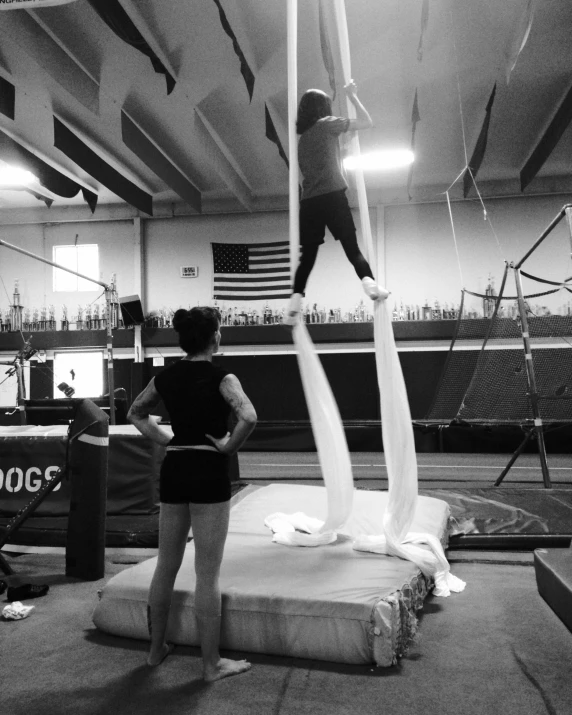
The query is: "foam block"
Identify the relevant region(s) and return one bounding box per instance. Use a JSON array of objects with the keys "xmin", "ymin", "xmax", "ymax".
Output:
[{"xmin": 534, "ymin": 548, "xmax": 572, "ymax": 632}]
